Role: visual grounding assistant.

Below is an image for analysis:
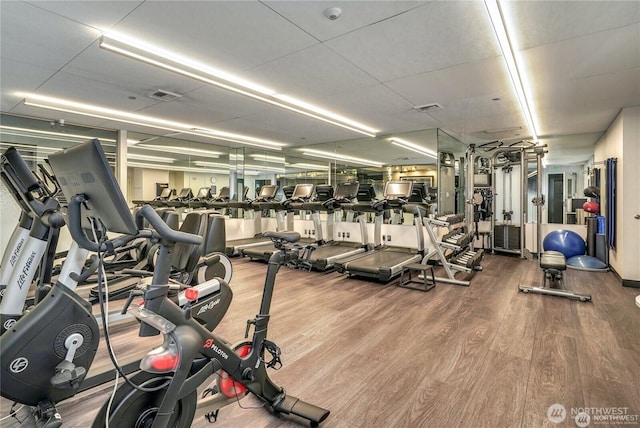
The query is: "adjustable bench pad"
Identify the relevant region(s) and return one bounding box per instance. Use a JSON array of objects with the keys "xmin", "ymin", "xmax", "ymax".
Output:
[{"xmin": 540, "ymin": 251, "xmax": 567, "ymax": 271}]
